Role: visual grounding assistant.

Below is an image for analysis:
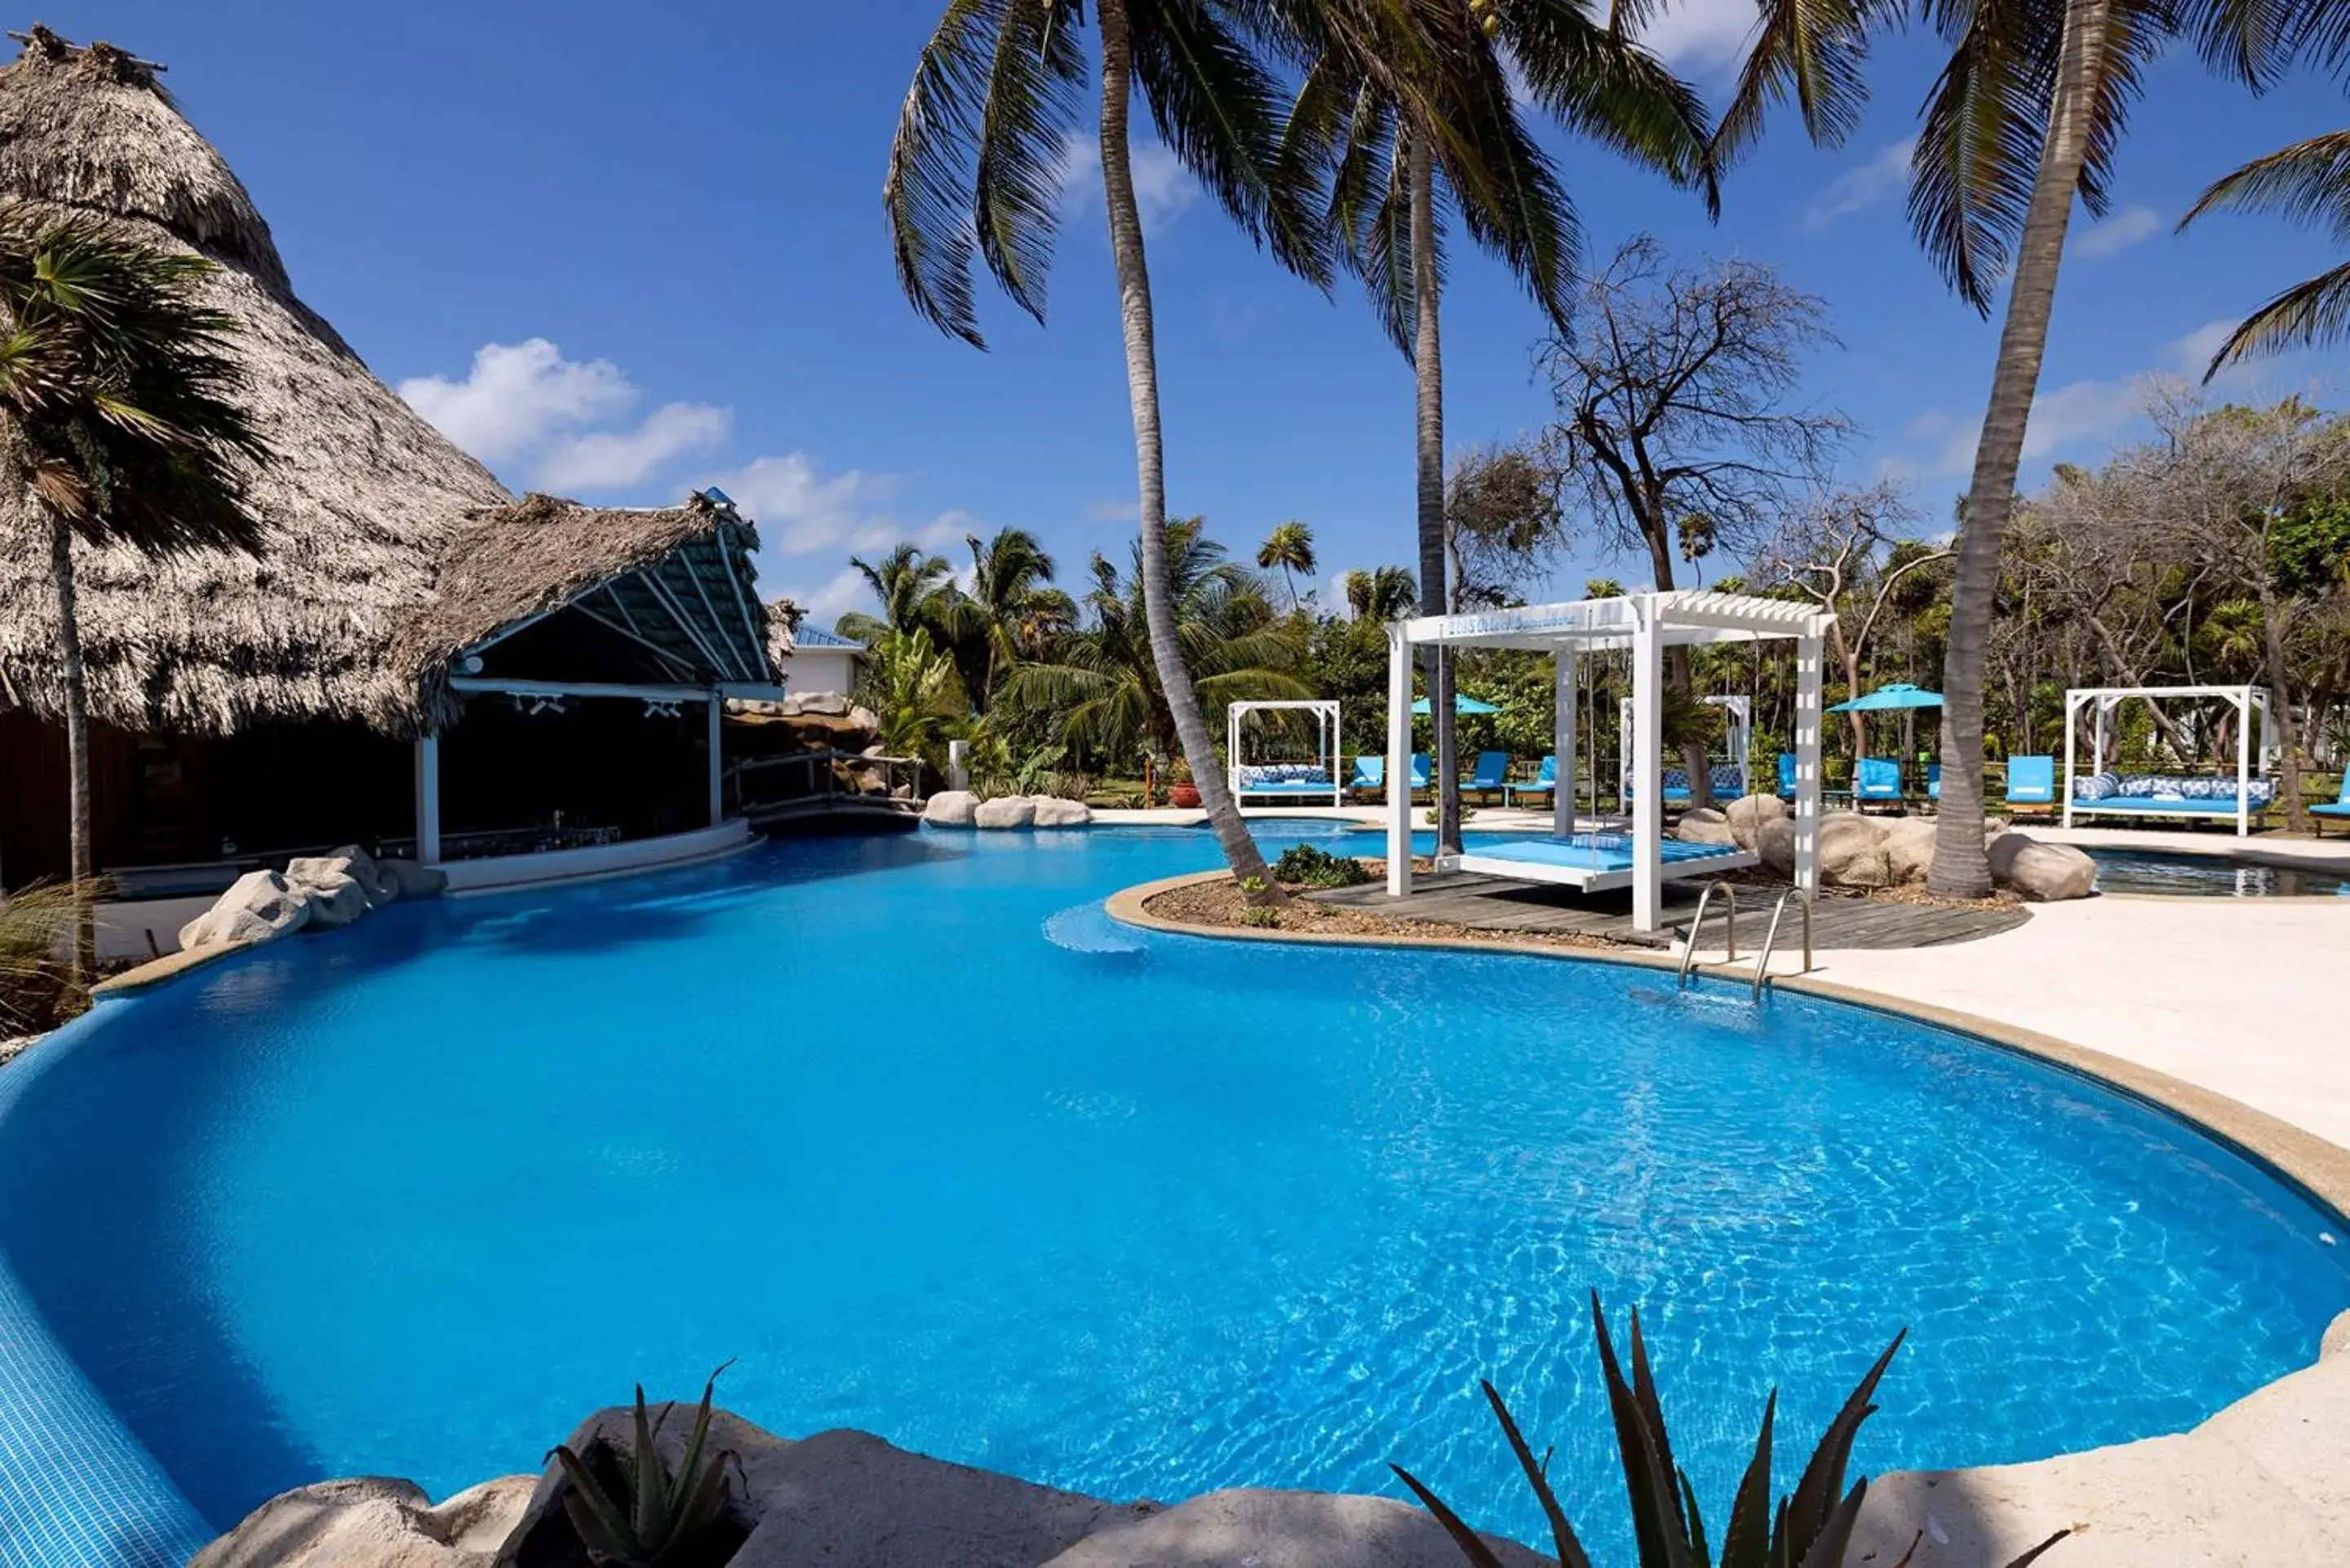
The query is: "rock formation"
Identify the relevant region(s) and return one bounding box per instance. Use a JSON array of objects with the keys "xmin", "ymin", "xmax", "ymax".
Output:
[{"xmin": 177, "ymin": 844, "xmax": 445, "ymax": 954}]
